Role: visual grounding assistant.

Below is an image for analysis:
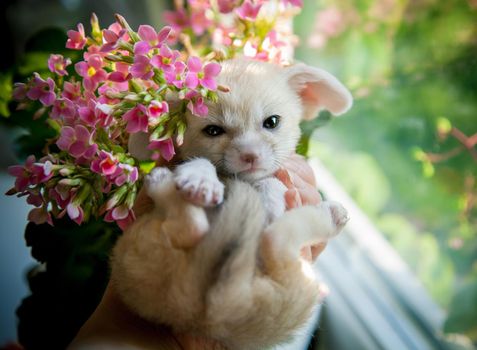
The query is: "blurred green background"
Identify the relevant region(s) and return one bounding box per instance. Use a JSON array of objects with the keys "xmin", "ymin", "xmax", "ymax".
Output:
[
  {"xmin": 296, "ymin": 0, "xmax": 477, "ymax": 343},
  {"xmin": 0, "ymin": 0, "xmax": 476, "ymax": 348}
]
